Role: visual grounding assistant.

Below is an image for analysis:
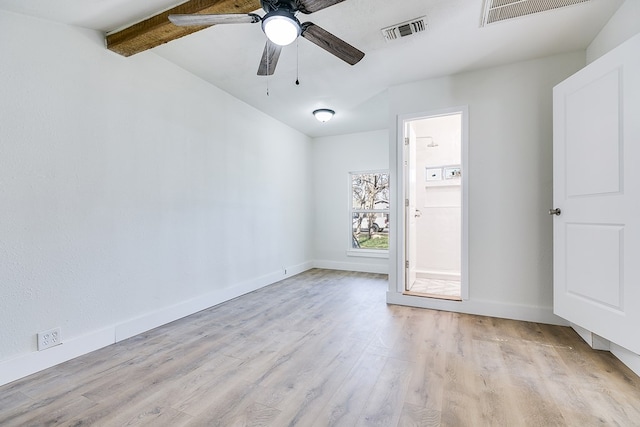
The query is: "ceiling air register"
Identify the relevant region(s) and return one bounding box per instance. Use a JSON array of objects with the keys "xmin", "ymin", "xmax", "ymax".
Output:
[
  {"xmin": 481, "ymin": 0, "xmax": 591, "ymax": 26},
  {"xmin": 381, "ymin": 17, "xmax": 427, "ymax": 42}
]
